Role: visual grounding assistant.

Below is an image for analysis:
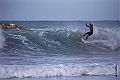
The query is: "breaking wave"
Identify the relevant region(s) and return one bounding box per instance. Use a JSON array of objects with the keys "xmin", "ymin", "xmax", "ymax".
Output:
[
  {"xmin": 93, "ymin": 26, "xmax": 120, "ymax": 50},
  {"xmin": 4, "ymin": 26, "xmax": 120, "ymax": 52},
  {"xmin": 0, "ymin": 21, "xmax": 119, "ymax": 79},
  {"xmin": 0, "ymin": 29, "xmax": 5, "ymax": 49},
  {"xmin": 0, "ymin": 64, "xmax": 118, "ymax": 78}
]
